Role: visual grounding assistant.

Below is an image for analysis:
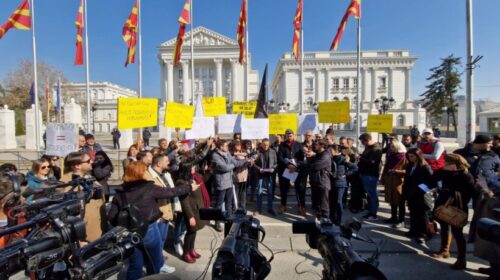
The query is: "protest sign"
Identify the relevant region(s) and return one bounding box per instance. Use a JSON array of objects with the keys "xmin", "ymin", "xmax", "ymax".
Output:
[
  {"xmin": 218, "ymin": 114, "xmax": 243, "ymax": 134},
  {"xmin": 298, "ymin": 114, "xmax": 319, "ymax": 135},
  {"xmin": 232, "ymin": 101, "xmax": 257, "ymax": 118},
  {"xmin": 45, "ymin": 123, "xmax": 78, "ymax": 157},
  {"xmin": 185, "ymin": 117, "xmax": 215, "ymax": 139},
  {"xmin": 367, "ymin": 114, "xmax": 394, "ymax": 133},
  {"xmin": 117, "ymin": 98, "xmax": 158, "ymax": 129},
  {"xmin": 202, "ymin": 97, "xmax": 227, "ymax": 117},
  {"xmin": 269, "ymin": 114, "xmax": 297, "ymax": 135},
  {"xmin": 241, "ymin": 118, "xmax": 269, "ymax": 139},
  {"xmin": 318, "ymin": 101, "xmax": 350, "ymax": 123},
  {"xmin": 164, "ymin": 102, "xmax": 195, "ymax": 129}
]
